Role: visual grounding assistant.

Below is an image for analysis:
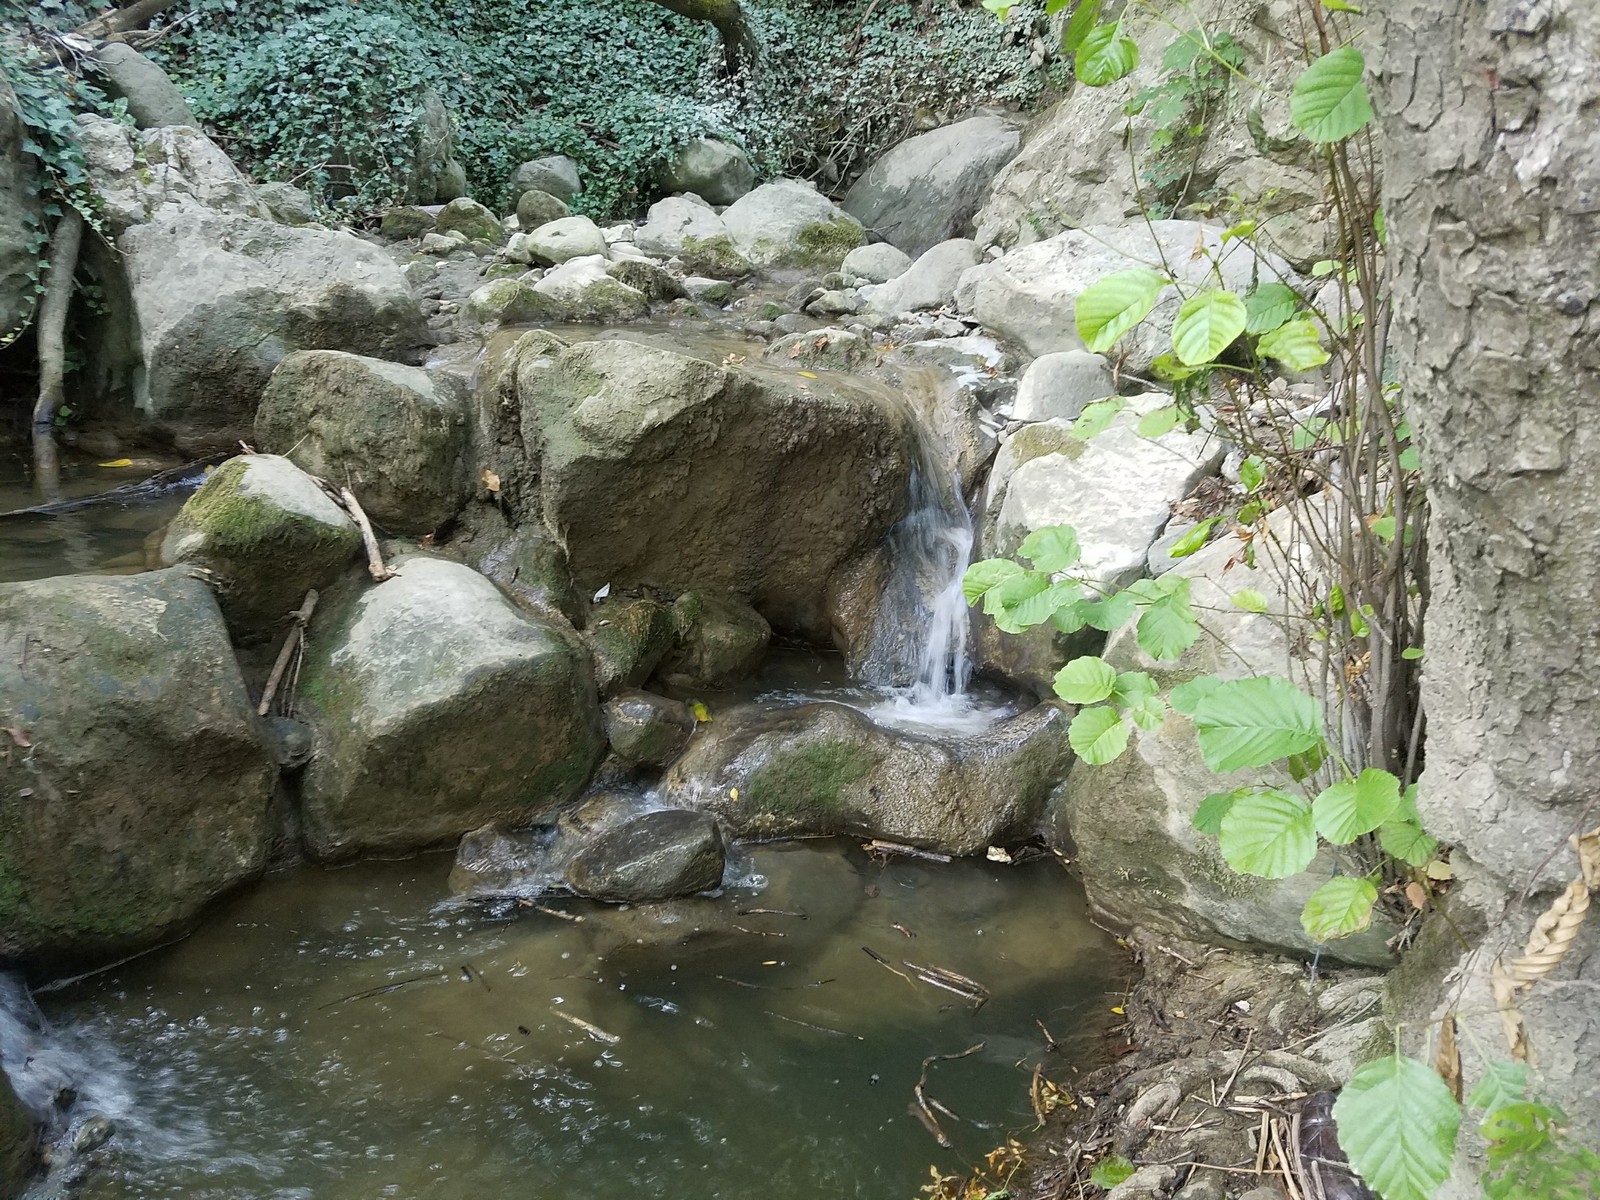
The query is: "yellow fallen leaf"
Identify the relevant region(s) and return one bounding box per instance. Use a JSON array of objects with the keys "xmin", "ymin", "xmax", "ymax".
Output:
[
  {"xmin": 1110, "ymin": 1005, "xmax": 1125, "ymax": 1015},
  {"xmin": 1426, "ymin": 860, "xmax": 1454, "ymax": 881},
  {"xmin": 97, "ymin": 458, "xmax": 134, "ymax": 468},
  {"xmin": 797, "ymin": 370, "xmax": 818, "ymax": 379},
  {"xmin": 481, "ymin": 467, "xmax": 501, "ymax": 493},
  {"xmin": 730, "ymin": 787, "xmax": 740, "ymax": 802},
  {"xmin": 691, "ymin": 701, "xmax": 710, "ymax": 723}
]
